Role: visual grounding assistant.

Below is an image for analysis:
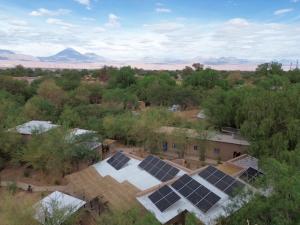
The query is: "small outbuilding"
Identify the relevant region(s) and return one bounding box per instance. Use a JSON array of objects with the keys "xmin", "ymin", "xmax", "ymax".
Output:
[{"xmin": 35, "ymin": 191, "xmax": 86, "ymax": 224}]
